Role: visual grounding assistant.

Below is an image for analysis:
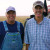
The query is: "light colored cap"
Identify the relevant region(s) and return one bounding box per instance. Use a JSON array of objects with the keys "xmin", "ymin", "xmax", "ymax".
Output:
[
  {"xmin": 33, "ymin": 1, "xmax": 44, "ymax": 8},
  {"xmin": 6, "ymin": 6, "xmax": 16, "ymax": 12}
]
